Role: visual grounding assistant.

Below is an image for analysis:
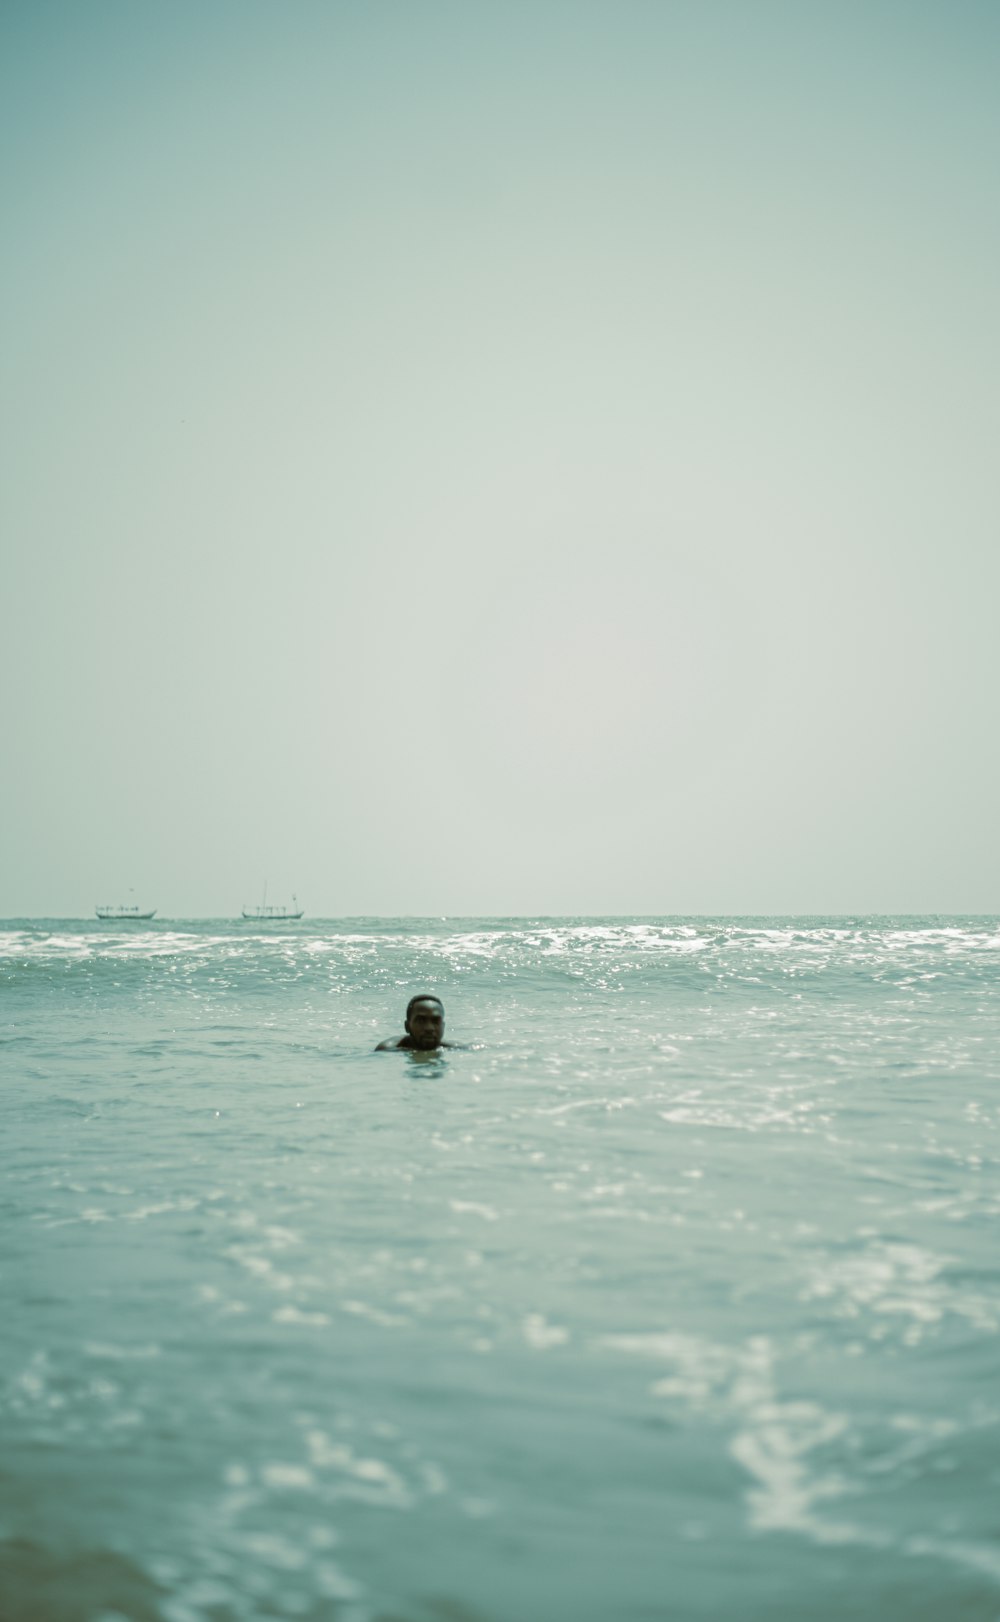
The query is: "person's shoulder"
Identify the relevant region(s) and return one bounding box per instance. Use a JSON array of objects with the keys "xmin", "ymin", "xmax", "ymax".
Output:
[{"xmin": 375, "ymin": 1036, "xmax": 404, "ymax": 1050}]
